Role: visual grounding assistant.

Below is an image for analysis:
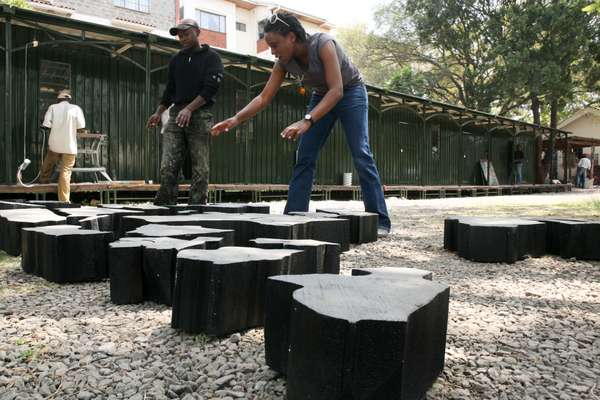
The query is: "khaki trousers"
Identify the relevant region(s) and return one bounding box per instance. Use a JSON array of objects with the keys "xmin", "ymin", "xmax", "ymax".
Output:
[{"xmin": 39, "ymin": 150, "xmax": 76, "ymax": 202}]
